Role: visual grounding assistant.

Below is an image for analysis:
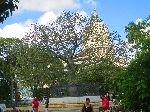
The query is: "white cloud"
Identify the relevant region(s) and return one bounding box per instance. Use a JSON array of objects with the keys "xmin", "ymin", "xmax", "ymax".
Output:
[
  {"xmin": 38, "ymin": 11, "xmax": 58, "ymax": 25},
  {"xmin": 0, "ymin": 19, "xmax": 33, "ymax": 39},
  {"xmin": 37, "ymin": 10, "xmax": 88, "ymax": 25},
  {"xmin": 0, "ymin": 11, "xmax": 59, "ymax": 39},
  {"xmin": 0, "ymin": 10, "xmax": 88, "ymax": 39},
  {"xmin": 18, "ymin": 0, "xmax": 80, "ymax": 12}
]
